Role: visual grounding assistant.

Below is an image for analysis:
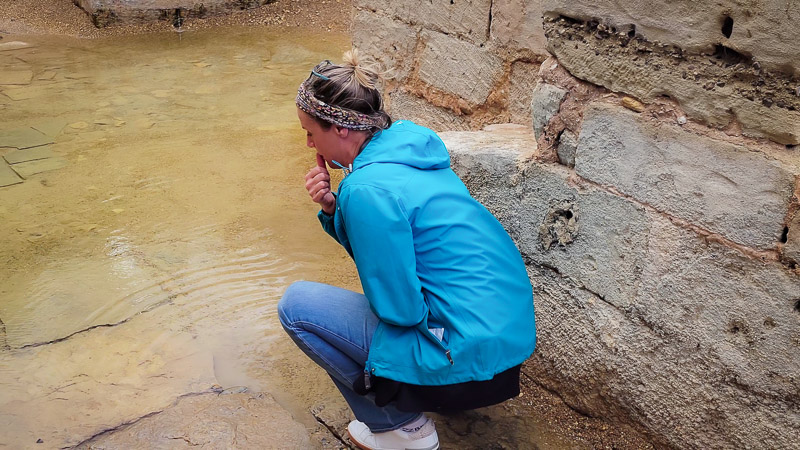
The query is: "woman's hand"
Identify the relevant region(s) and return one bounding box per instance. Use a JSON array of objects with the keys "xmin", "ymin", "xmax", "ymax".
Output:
[{"xmin": 305, "ymin": 154, "xmax": 336, "ymax": 215}]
